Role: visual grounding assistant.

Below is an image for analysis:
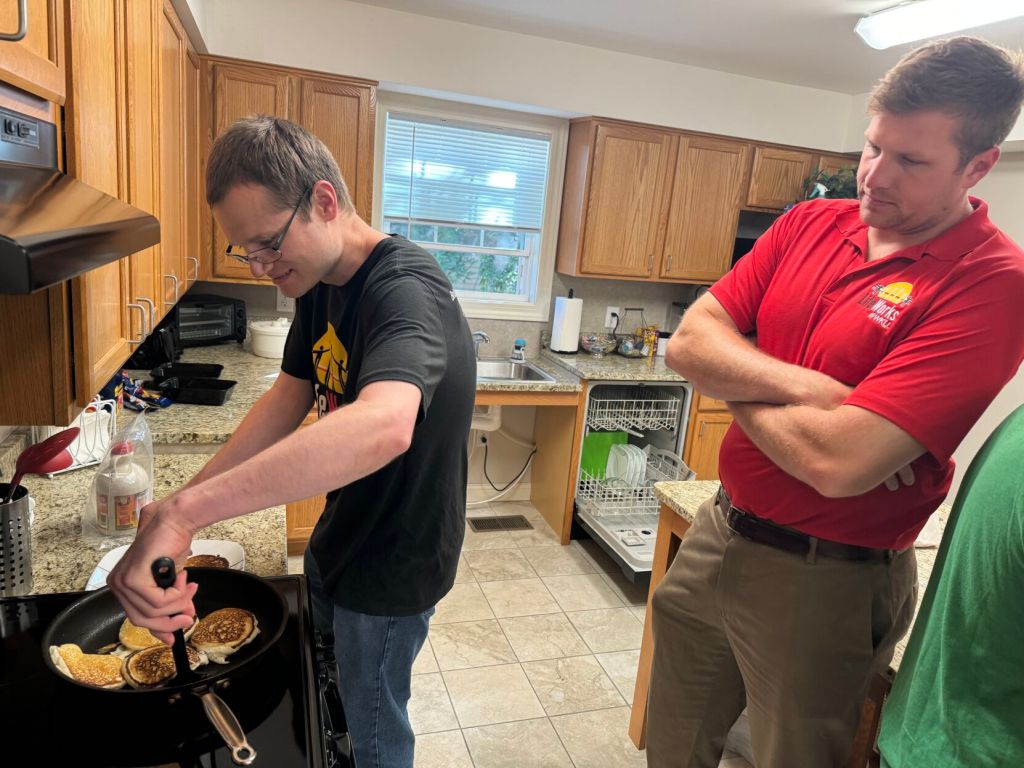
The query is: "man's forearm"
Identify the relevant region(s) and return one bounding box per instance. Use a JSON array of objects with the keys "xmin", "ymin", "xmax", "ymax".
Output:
[
  {"xmin": 728, "ymin": 401, "xmax": 925, "ymax": 498},
  {"xmin": 667, "ymin": 303, "xmax": 849, "ymax": 409},
  {"xmin": 169, "ymin": 388, "xmax": 414, "ymax": 532}
]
